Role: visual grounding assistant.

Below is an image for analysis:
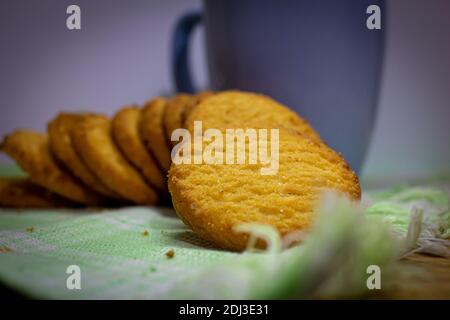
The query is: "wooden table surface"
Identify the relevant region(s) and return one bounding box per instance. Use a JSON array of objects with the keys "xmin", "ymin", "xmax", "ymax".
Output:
[{"xmin": 381, "ymin": 254, "xmax": 450, "ymax": 299}]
